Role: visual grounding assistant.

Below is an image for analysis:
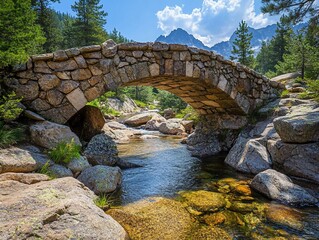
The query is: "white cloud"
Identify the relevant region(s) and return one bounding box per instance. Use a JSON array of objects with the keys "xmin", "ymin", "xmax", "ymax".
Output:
[
  {"xmin": 244, "ymin": 0, "xmax": 271, "ymax": 28},
  {"xmin": 156, "ymin": 0, "xmax": 278, "ymax": 46}
]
